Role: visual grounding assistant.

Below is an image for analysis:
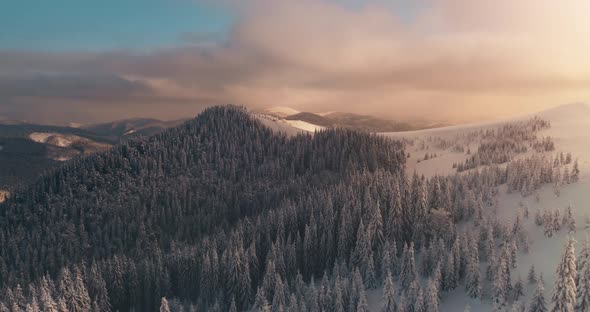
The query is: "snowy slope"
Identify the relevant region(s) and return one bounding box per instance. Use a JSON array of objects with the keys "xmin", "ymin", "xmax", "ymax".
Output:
[
  {"xmin": 254, "ymin": 114, "xmax": 324, "ymax": 136},
  {"xmin": 374, "ymin": 103, "xmax": 590, "ymax": 311}
]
